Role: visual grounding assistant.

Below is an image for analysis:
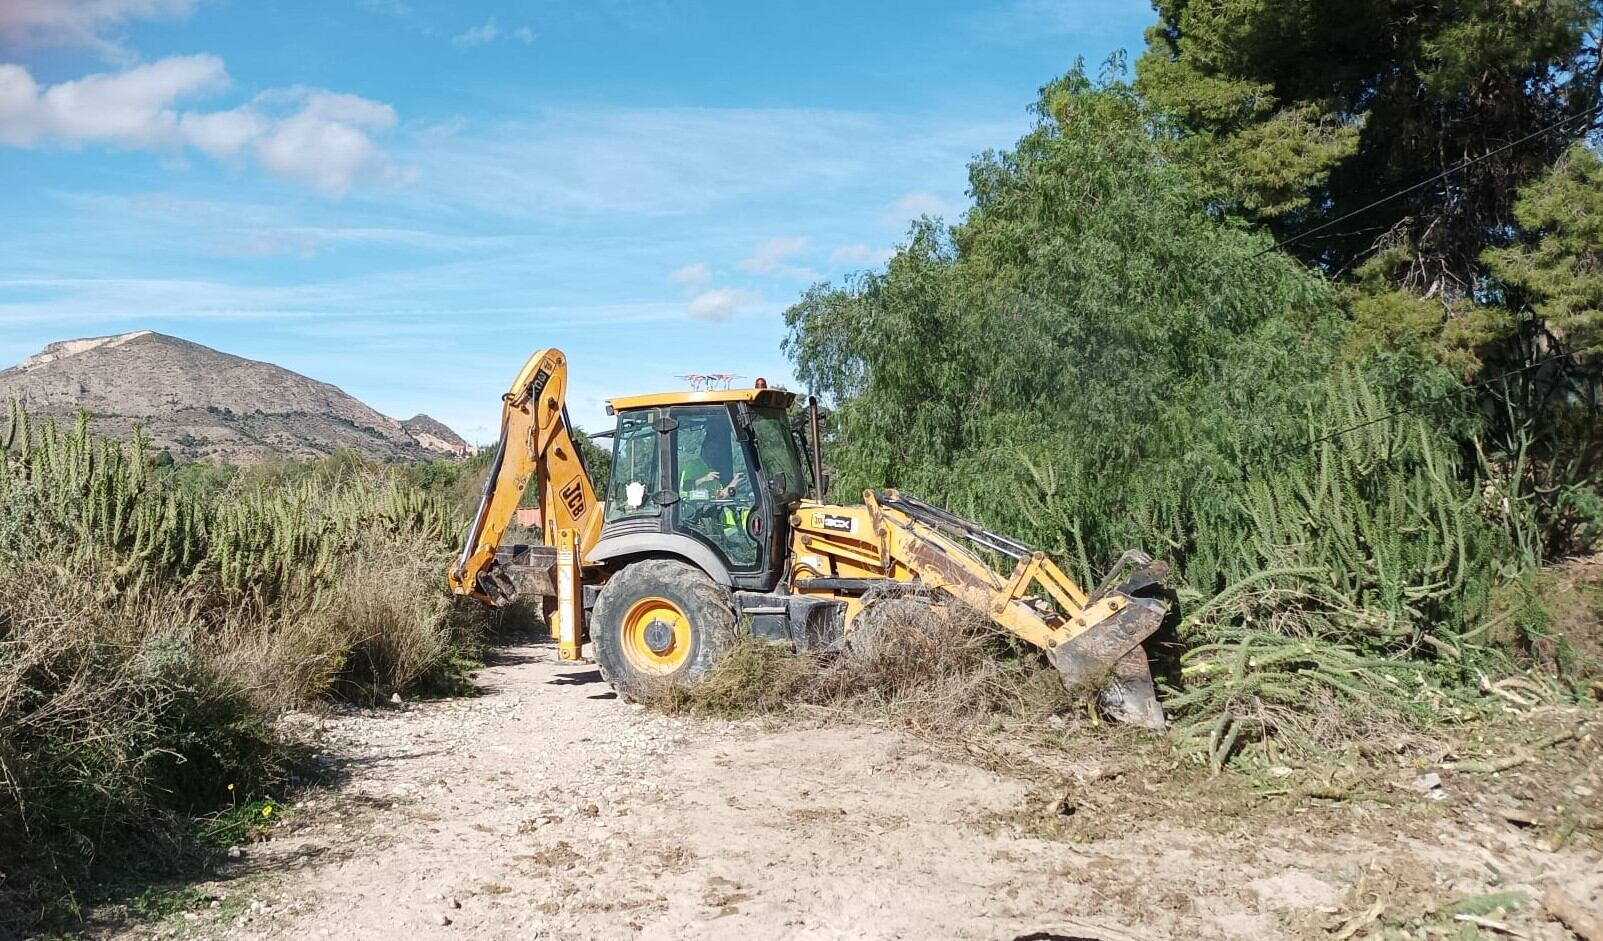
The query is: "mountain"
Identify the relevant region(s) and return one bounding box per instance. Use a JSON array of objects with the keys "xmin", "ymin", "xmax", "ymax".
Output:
[{"xmin": 0, "ymin": 331, "xmax": 472, "ymax": 464}]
